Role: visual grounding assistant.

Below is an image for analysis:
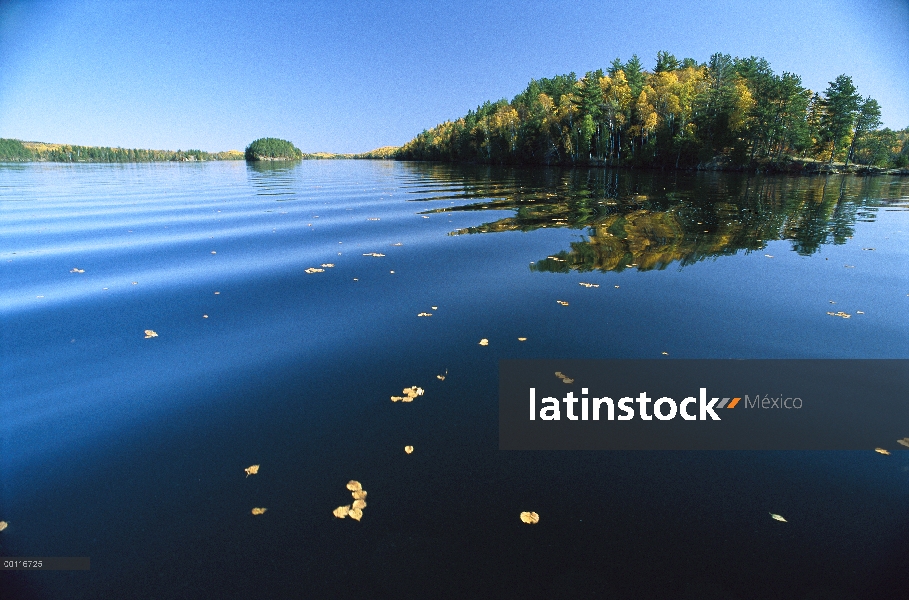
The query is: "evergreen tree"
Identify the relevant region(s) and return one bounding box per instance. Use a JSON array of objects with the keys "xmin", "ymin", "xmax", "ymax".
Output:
[{"xmin": 819, "ymin": 75, "xmax": 861, "ymax": 164}]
